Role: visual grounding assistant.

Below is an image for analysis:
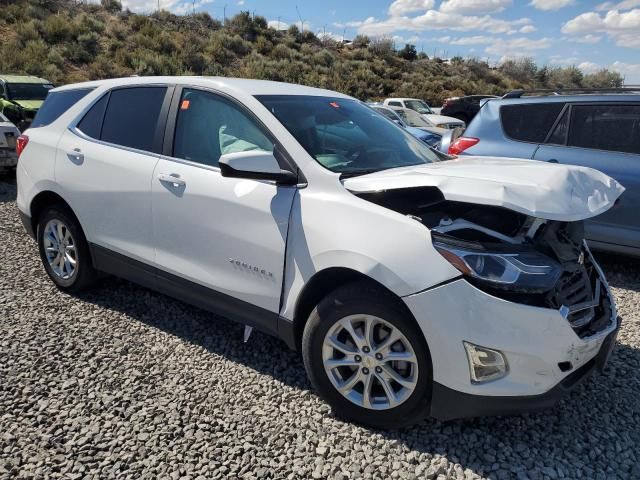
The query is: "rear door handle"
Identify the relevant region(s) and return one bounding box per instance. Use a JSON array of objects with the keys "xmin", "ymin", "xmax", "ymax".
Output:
[
  {"xmin": 67, "ymin": 148, "xmax": 84, "ymax": 163},
  {"xmin": 547, "ymin": 158, "xmax": 559, "ymax": 163},
  {"xmin": 158, "ymin": 173, "xmax": 185, "ymax": 187}
]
